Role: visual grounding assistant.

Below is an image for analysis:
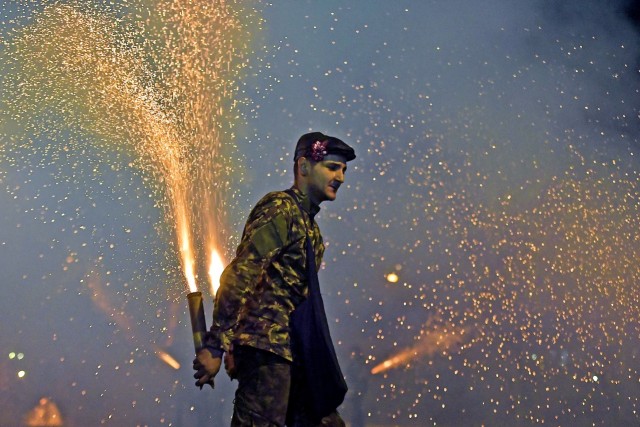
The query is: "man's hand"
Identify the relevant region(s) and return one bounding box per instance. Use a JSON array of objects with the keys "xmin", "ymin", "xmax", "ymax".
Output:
[{"xmin": 193, "ymin": 349, "xmax": 222, "ymax": 389}]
